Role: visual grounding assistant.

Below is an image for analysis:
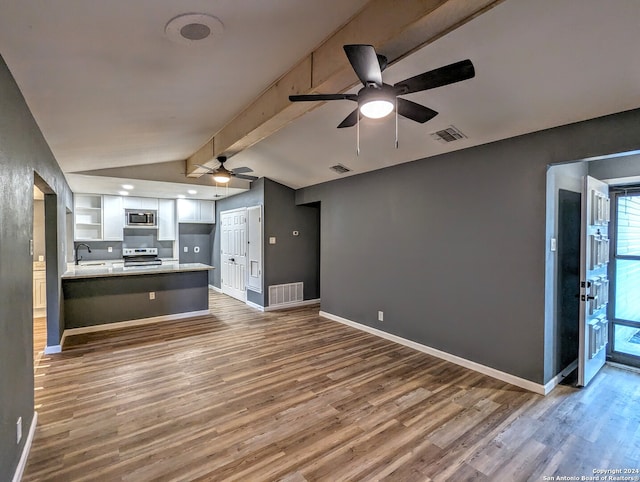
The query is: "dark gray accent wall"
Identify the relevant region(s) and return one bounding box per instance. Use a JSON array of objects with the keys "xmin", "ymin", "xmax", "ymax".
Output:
[
  {"xmin": 179, "ymin": 224, "xmax": 213, "ymax": 264},
  {"xmin": 296, "ymin": 108, "xmax": 640, "ymax": 385},
  {"xmin": 213, "ymin": 178, "xmax": 265, "ymax": 305},
  {"xmin": 264, "ymin": 179, "xmax": 320, "ymax": 304},
  {"xmin": 0, "ymin": 54, "xmax": 73, "ymax": 478},
  {"xmin": 62, "ymin": 271, "xmax": 209, "ymax": 328}
]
